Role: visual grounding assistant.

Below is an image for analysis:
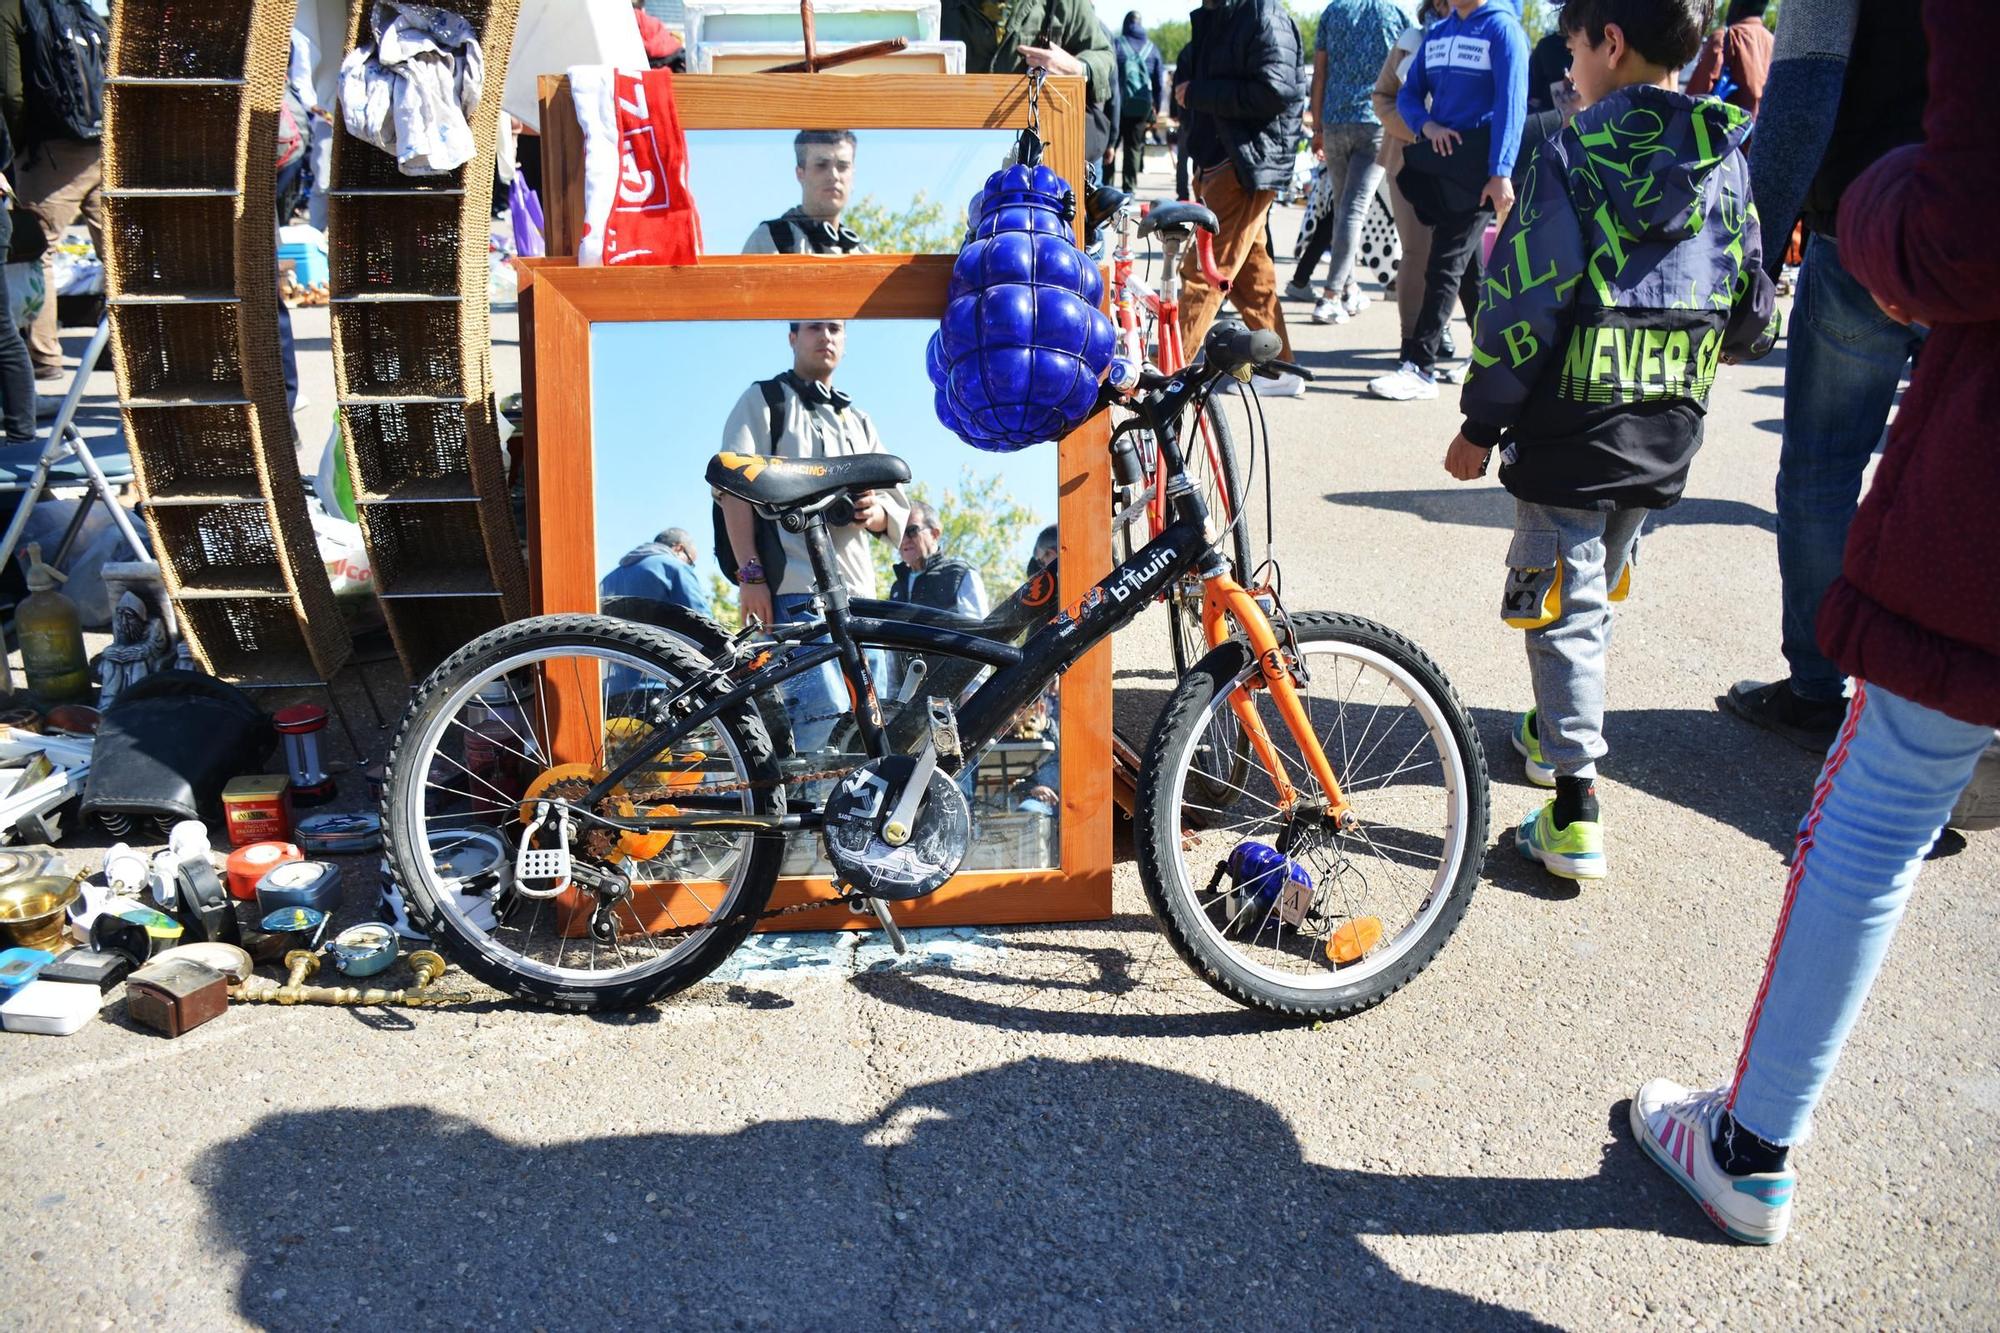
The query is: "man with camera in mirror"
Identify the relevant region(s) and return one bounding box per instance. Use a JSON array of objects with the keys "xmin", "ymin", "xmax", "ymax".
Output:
[{"xmin": 716, "ymin": 320, "xmax": 910, "ymax": 750}]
